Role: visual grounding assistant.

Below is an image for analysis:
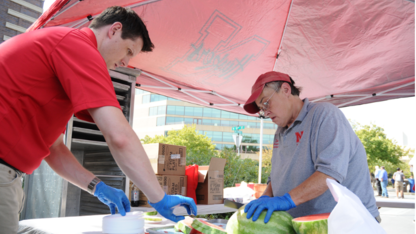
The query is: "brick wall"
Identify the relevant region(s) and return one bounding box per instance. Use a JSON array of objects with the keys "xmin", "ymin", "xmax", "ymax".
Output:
[{"xmin": 0, "ymin": 0, "xmax": 44, "ymax": 43}]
